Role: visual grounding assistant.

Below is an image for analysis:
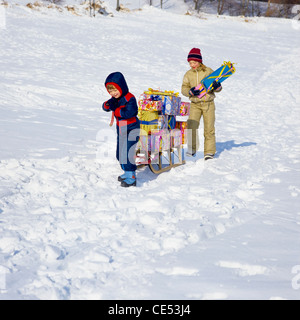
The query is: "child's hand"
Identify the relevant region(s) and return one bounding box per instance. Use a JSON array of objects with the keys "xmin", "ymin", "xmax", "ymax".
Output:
[
  {"xmin": 189, "ymin": 87, "xmax": 201, "ymax": 96},
  {"xmin": 107, "ymin": 98, "xmax": 118, "ymax": 111},
  {"xmin": 211, "ymin": 81, "xmax": 221, "ymax": 91}
]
